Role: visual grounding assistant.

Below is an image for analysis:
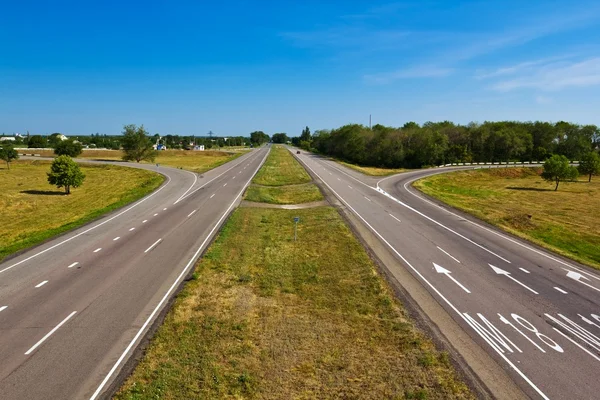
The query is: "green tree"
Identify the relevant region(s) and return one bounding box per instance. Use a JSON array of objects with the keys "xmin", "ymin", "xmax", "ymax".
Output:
[
  {"xmin": 54, "ymin": 139, "xmax": 83, "ymax": 157},
  {"xmin": 121, "ymin": 124, "xmax": 157, "ymax": 163},
  {"xmin": 0, "ymin": 142, "xmax": 19, "ymax": 169},
  {"xmin": 271, "ymin": 133, "xmax": 289, "ymax": 143},
  {"xmin": 48, "ymin": 133, "xmax": 64, "ymax": 148},
  {"xmin": 578, "ymin": 151, "xmax": 600, "ymax": 182},
  {"xmin": 28, "ymin": 135, "xmax": 47, "ymax": 148},
  {"xmin": 47, "ymin": 155, "xmax": 85, "ymax": 194},
  {"xmin": 541, "ymin": 154, "xmax": 579, "ymax": 191},
  {"xmin": 300, "ymin": 126, "xmax": 311, "ymax": 142},
  {"xmin": 250, "ymin": 131, "xmax": 269, "ymax": 146}
]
